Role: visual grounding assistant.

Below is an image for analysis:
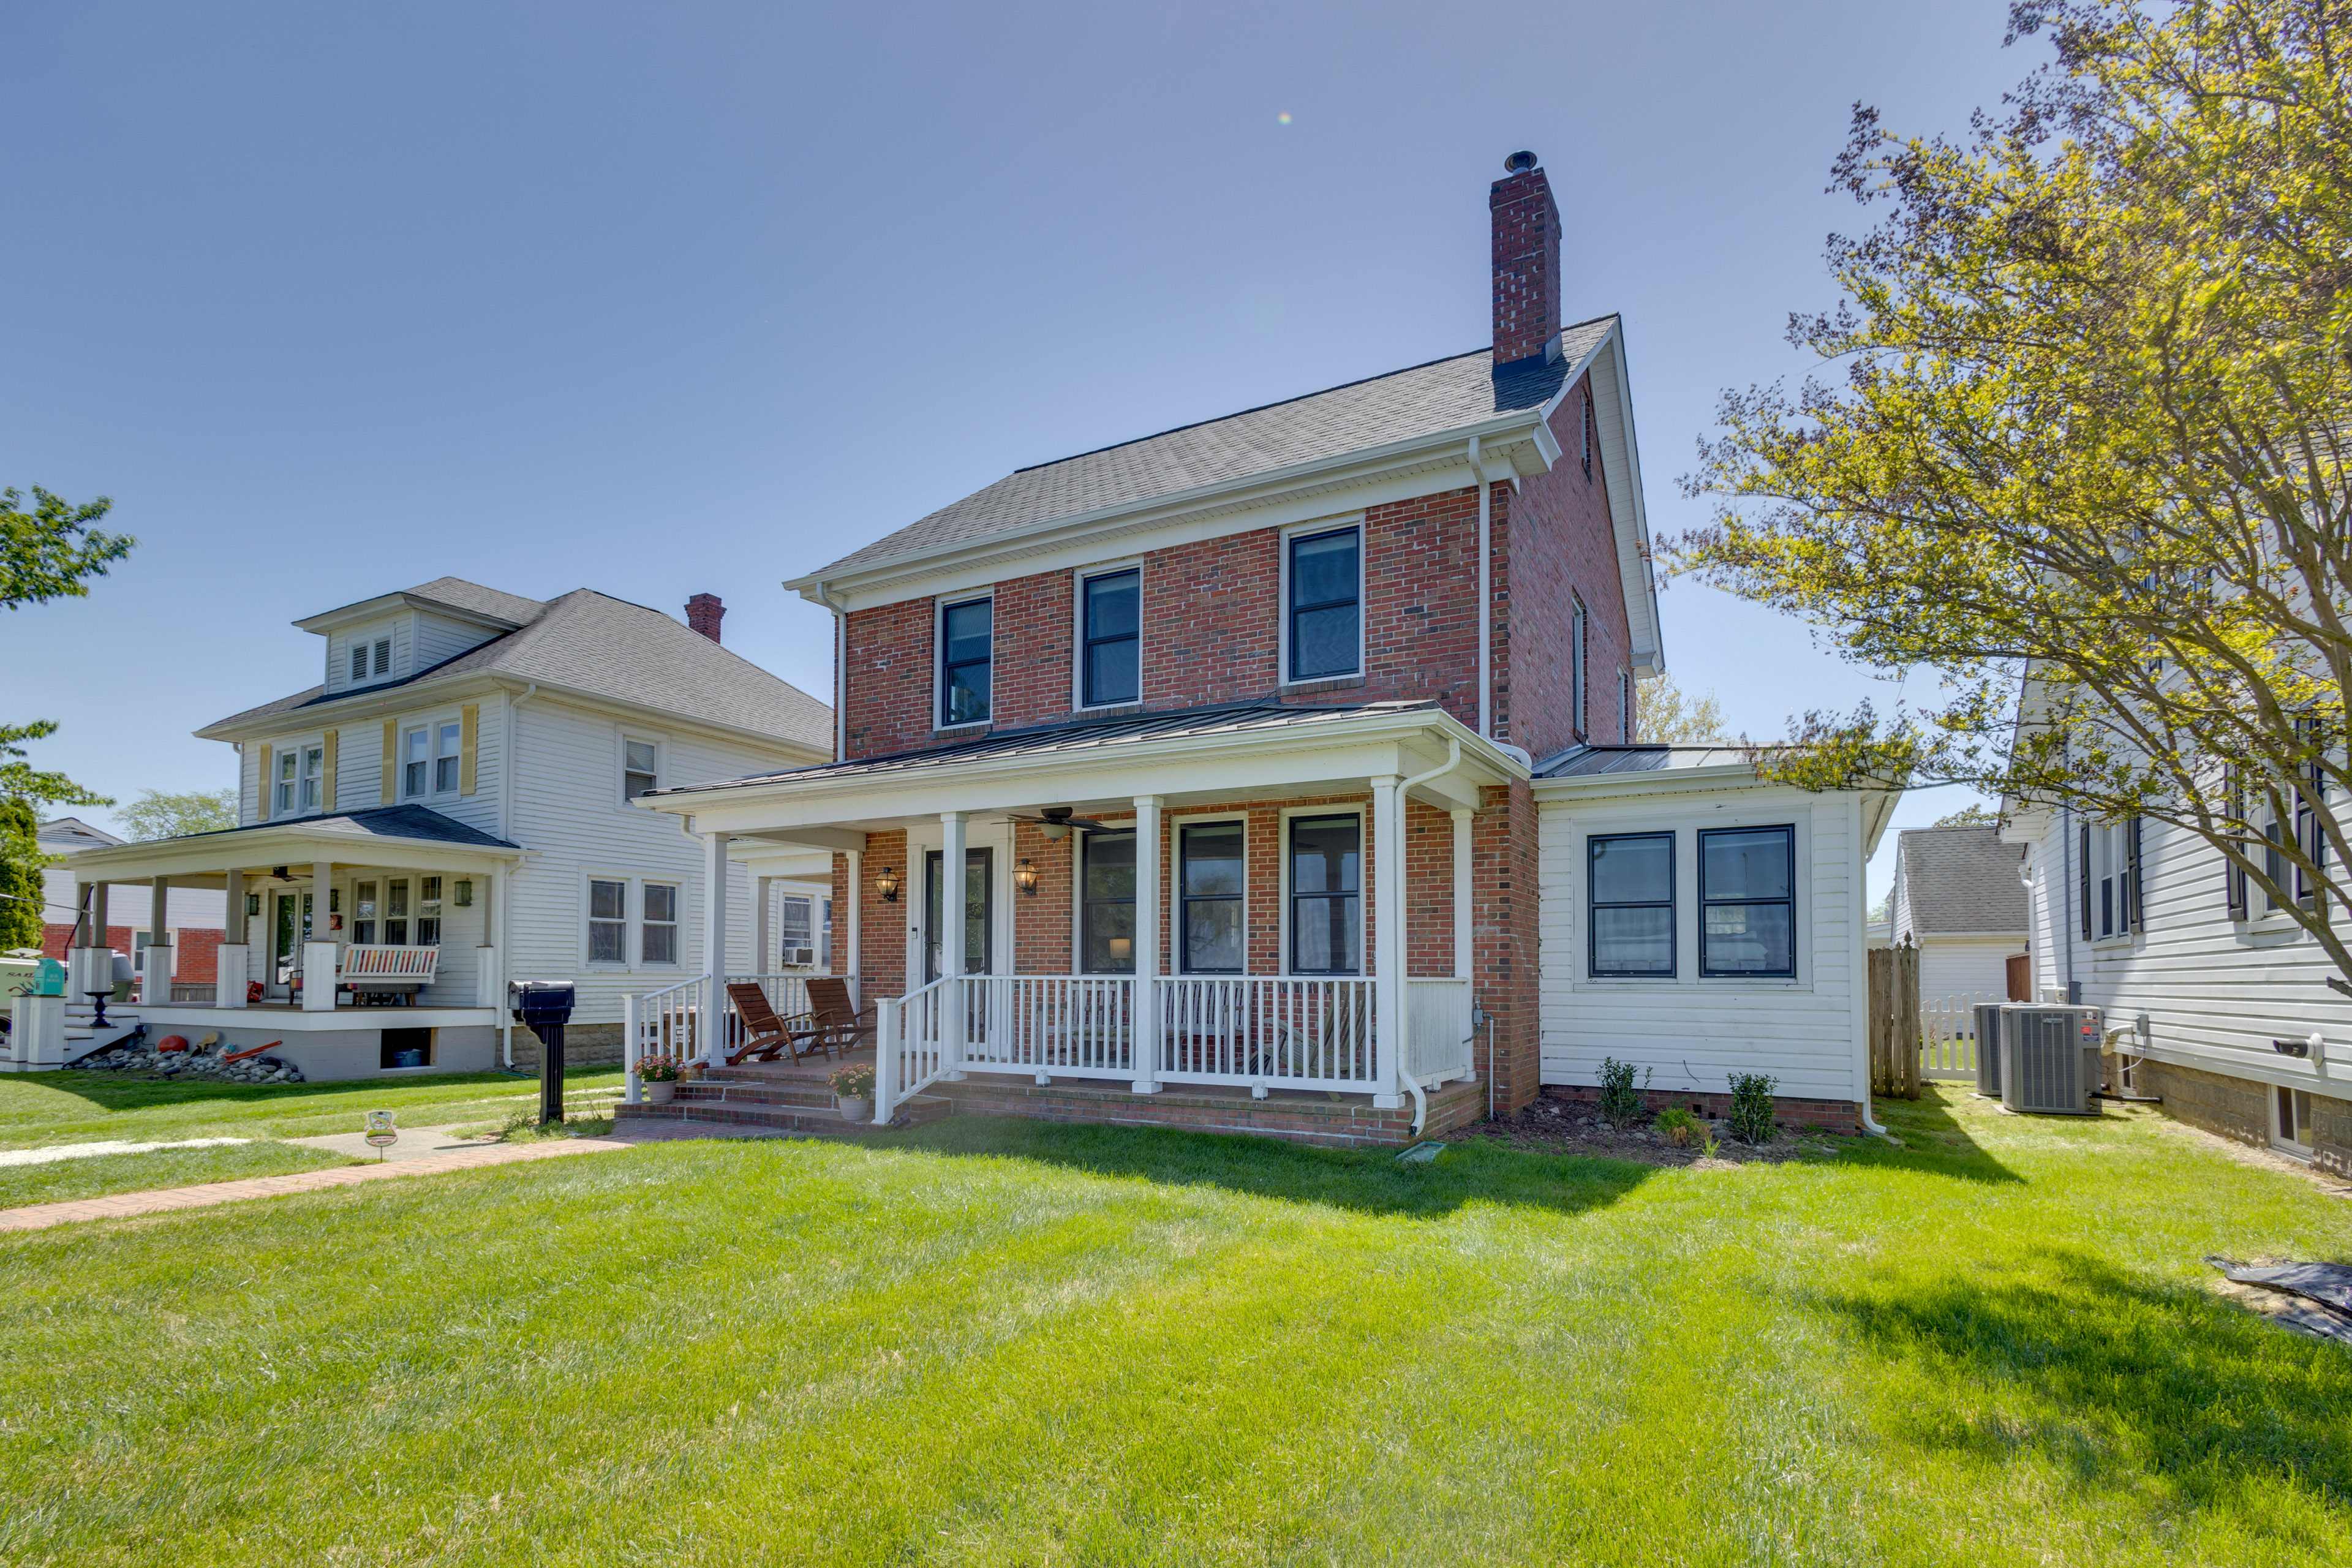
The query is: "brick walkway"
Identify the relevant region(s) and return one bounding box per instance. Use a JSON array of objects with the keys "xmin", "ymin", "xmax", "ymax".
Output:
[{"xmin": 0, "ymin": 1137, "xmax": 633, "ymax": 1234}]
